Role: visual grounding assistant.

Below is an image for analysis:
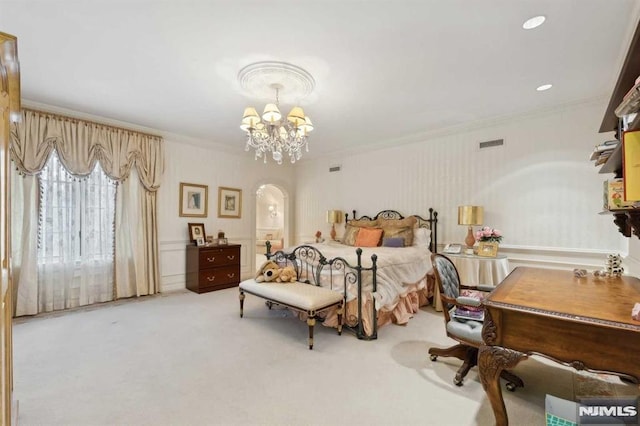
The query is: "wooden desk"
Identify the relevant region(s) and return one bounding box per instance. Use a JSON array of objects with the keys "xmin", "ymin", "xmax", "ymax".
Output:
[{"xmin": 478, "ymin": 267, "xmax": 640, "ymax": 425}]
